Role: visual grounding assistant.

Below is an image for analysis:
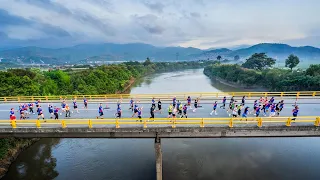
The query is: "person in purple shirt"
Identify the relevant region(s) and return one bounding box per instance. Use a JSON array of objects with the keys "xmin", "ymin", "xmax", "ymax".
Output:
[
  {"xmin": 173, "ymin": 96, "xmax": 177, "ymax": 108},
  {"xmin": 210, "ymin": 101, "xmax": 218, "ymax": 115},
  {"xmin": 292, "ymin": 106, "xmax": 299, "ymax": 120},
  {"xmin": 187, "ymin": 96, "xmax": 192, "ymax": 108},
  {"xmin": 54, "ymin": 106, "xmax": 59, "ymax": 119},
  {"xmin": 220, "ymin": 97, "xmax": 227, "ymax": 109},
  {"xmin": 116, "ymin": 107, "xmax": 122, "ymax": 119},
  {"xmin": 73, "ymin": 99, "xmax": 79, "ymax": 113},
  {"xmin": 84, "ymin": 98, "xmax": 88, "ymax": 109},
  {"xmin": 37, "ymin": 105, "xmax": 45, "ymax": 120},
  {"xmin": 97, "ymin": 103, "xmax": 104, "ymax": 119}
]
